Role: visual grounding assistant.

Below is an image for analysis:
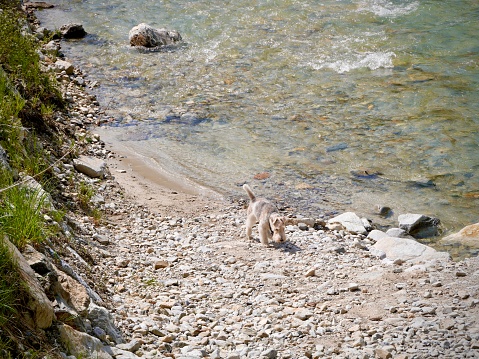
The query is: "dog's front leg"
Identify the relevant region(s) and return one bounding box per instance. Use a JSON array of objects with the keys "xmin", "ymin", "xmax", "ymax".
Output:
[{"xmin": 258, "ymin": 220, "xmax": 270, "ymax": 246}]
